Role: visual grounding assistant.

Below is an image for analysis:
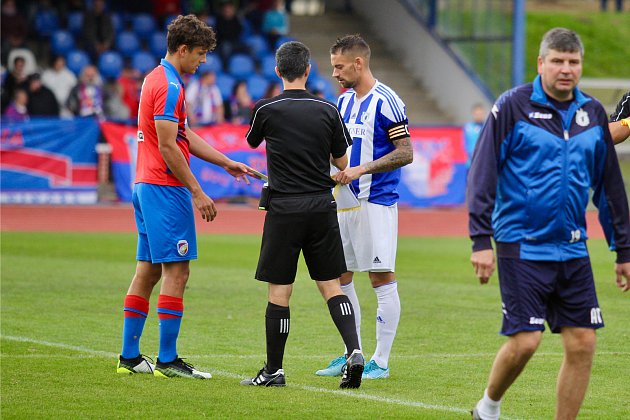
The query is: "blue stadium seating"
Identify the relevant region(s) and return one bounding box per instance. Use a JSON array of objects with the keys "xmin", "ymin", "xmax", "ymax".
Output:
[
  {"xmin": 216, "ymin": 73, "xmax": 236, "ymax": 100},
  {"xmin": 34, "ymin": 10, "xmax": 60, "ymax": 37},
  {"xmin": 65, "ymin": 49, "xmax": 91, "ymax": 75},
  {"xmin": 51, "ymin": 30, "xmax": 75, "ymax": 56},
  {"xmin": 228, "ymin": 54, "xmax": 255, "ymax": 79},
  {"xmin": 308, "ymin": 76, "xmax": 338, "ymax": 102},
  {"xmin": 149, "ymin": 31, "xmax": 167, "ymax": 59},
  {"xmin": 243, "ymin": 34, "xmax": 270, "ymax": 60},
  {"xmin": 131, "ymin": 51, "xmax": 156, "ymax": 76},
  {"xmin": 260, "ymin": 54, "xmax": 277, "ymax": 81},
  {"xmin": 98, "ymin": 51, "xmax": 123, "ymax": 79},
  {"xmin": 163, "ymin": 14, "xmax": 178, "ymax": 31},
  {"xmin": 197, "ymin": 53, "xmax": 223, "ymax": 74},
  {"xmin": 116, "ymin": 31, "xmax": 140, "ymax": 58},
  {"xmin": 67, "ymin": 11, "xmax": 83, "ymax": 36},
  {"xmin": 247, "ymin": 74, "xmax": 269, "ymax": 101},
  {"xmin": 274, "ymin": 36, "xmax": 295, "ymax": 50},
  {"xmin": 110, "ymin": 12, "xmax": 123, "ymax": 33},
  {"xmin": 132, "ymin": 13, "xmax": 156, "ymax": 41}
]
